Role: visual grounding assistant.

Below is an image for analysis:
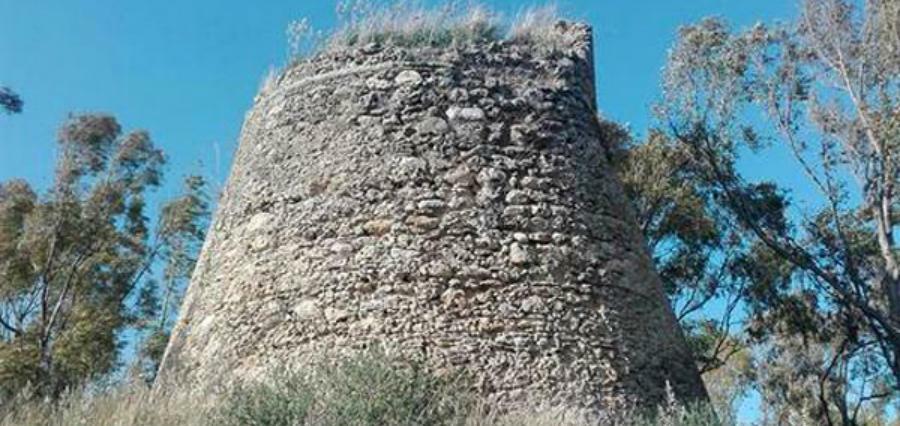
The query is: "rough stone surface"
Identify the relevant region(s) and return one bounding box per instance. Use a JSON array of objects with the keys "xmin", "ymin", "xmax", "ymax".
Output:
[{"xmin": 159, "ymin": 22, "xmax": 707, "ymax": 415}]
